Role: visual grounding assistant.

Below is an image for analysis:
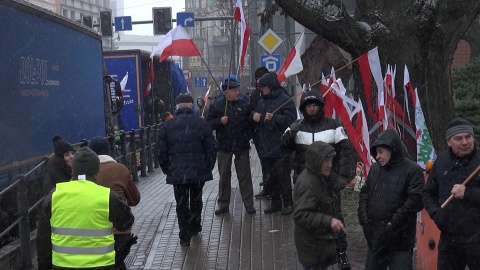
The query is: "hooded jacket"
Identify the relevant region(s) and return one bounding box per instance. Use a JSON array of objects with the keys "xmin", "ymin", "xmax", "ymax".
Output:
[
  {"xmin": 157, "ymin": 108, "xmax": 217, "ymax": 185},
  {"xmin": 293, "ymin": 141, "xmax": 342, "ymax": 268},
  {"xmin": 252, "ymin": 74, "xmax": 296, "ymax": 158},
  {"xmin": 423, "ymin": 144, "xmax": 480, "ymax": 244},
  {"xmin": 358, "ymin": 129, "xmax": 424, "ymax": 250}
]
